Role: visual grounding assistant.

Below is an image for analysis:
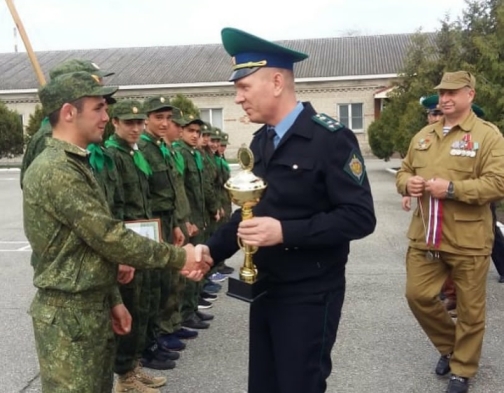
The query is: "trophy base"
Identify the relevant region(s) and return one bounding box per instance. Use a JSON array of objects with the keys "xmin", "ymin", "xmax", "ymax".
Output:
[{"xmin": 226, "ymin": 273, "xmax": 268, "ymax": 303}]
